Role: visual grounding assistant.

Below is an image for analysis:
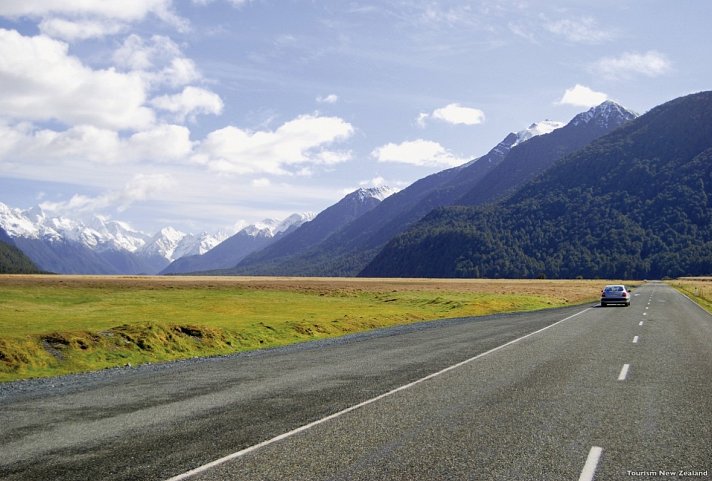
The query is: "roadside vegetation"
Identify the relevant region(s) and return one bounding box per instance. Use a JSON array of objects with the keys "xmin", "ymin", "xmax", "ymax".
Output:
[
  {"xmin": 668, "ymin": 277, "xmax": 712, "ymax": 313},
  {"xmin": 1, "ymin": 275, "xmax": 621, "ymax": 382}
]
